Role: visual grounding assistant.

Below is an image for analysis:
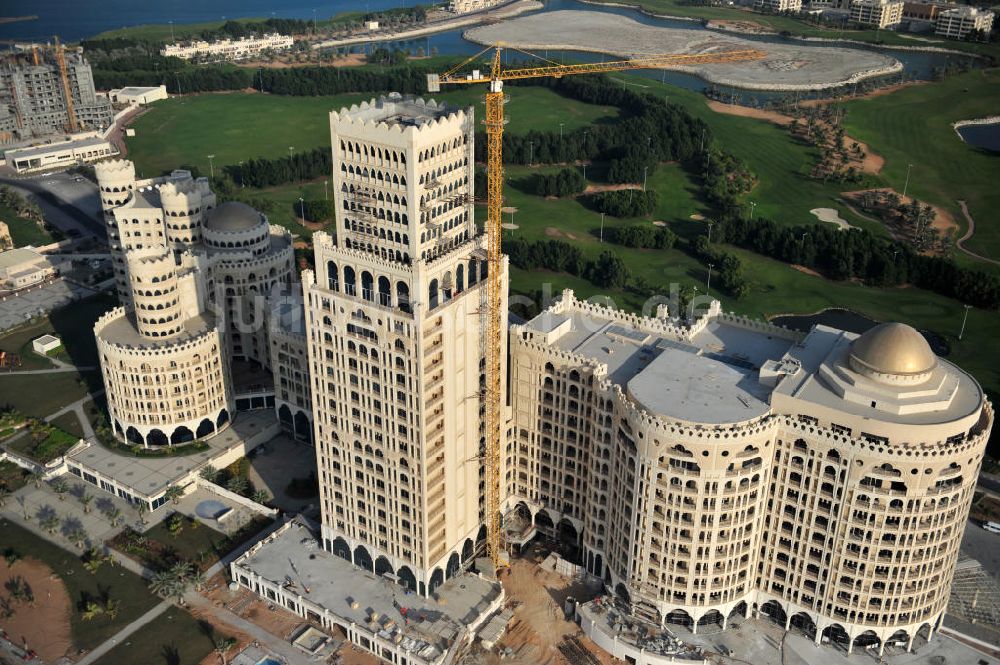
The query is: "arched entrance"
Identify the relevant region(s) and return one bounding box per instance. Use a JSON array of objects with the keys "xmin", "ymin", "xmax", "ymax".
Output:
[
  {"xmin": 759, "ymin": 600, "xmax": 787, "ymax": 627},
  {"xmin": 397, "ymin": 566, "xmax": 417, "ymax": 592},
  {"xmin": 330, "ymin": 537, "xmax": 350, "ymax": 561},
  {"xmin": 534, "ymin": 510, "xmax": 554, "ymax": 534},
  {"xmin": 697, "ymin": 610, "xmax": 724, "ymax": 632},
  {"xmin": 665, "ymin": 609, "xmax": 693, "ymax": 629},
  {"xmin": 429, "ymin": 568, "xmax": 444, "ymax": 594},
  {"xmin": 294, "ymin": 410, "xmax": 311, "ymax": 444},
  {"xmin": 852, "ymin": 630, "xmax": 880, "ymax": 656},
  {"xmin": 278, "ymin": 404, "xmax": 293, "ymax": 431},
  {"xmin": 147, "ymin": 428, "xmax": 168, "ymax": 446},
  {"xmin": 374, "ymin": 556, "xmax": 393, "ymax": 577},
  {"xmin": 125, "ymin": 426, "xmax": 143, "ymax": 445},
  {"xmin": 789, "ymin": 612, "xmax": 817, "ymax": 640},
  {"xmin": 821, "ymin": 624, "xmax": 850, "ymax": 653},
  {"xmin": 446, "ymin": 552, "xmax": 461, "ymax": 579},
  {"xmin": 196, "ymin": 418, "xmax": 214, "ymax": 438},
  {"xmin": 171, "ymin": 426, "xmax": 194, "ymax": 445},
  {"xmin": 216, "ymin": 409, "xmax": 230, "ymax": 428},
  {"xmin": 462, "ymin": 538, "xmax": 474, "ymax": 562},
  {"xmin": 353, "ymin": 545, "xmax": 373, "ymax": 572}
]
